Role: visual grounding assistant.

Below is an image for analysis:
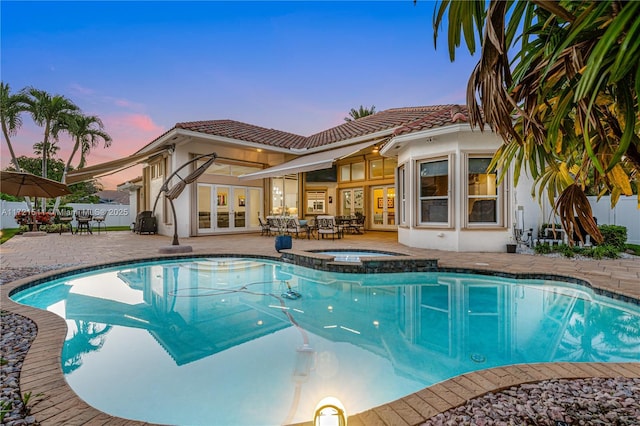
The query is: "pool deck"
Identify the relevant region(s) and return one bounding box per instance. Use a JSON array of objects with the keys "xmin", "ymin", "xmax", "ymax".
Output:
[{"xmin": 1, "ymin": 230, "xmax": 639, "ymax": 426}]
